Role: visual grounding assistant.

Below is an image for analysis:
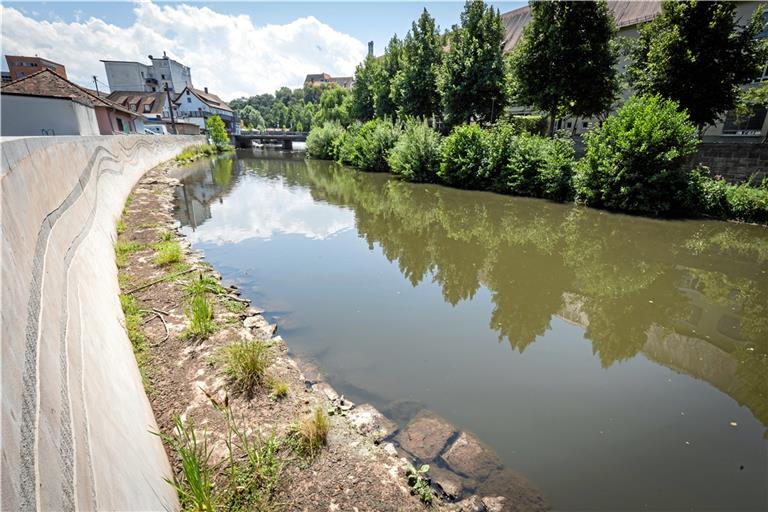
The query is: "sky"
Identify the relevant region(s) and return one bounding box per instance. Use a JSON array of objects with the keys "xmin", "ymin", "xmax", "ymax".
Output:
[{"xmin": 1, "ymin": 0, "xmax": 524, "ymax": 100}]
